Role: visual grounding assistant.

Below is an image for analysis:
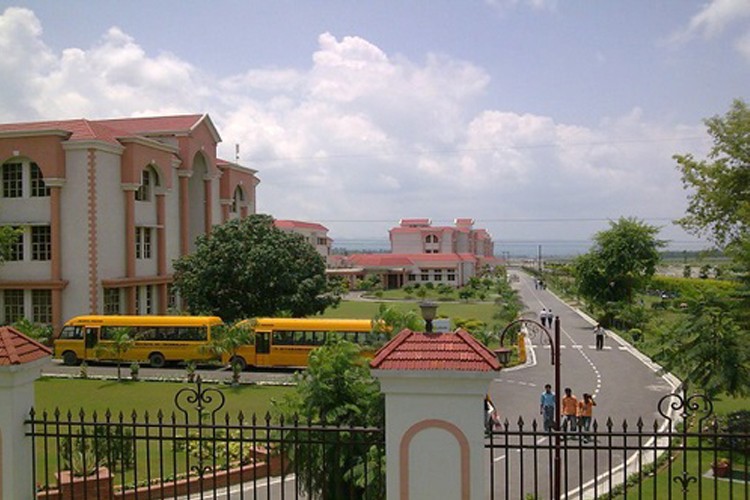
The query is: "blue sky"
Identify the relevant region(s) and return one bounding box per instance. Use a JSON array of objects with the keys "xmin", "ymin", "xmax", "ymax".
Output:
[{"xmin": 1, "ymin": 1, "xmax": 748, "ymax": 251}]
